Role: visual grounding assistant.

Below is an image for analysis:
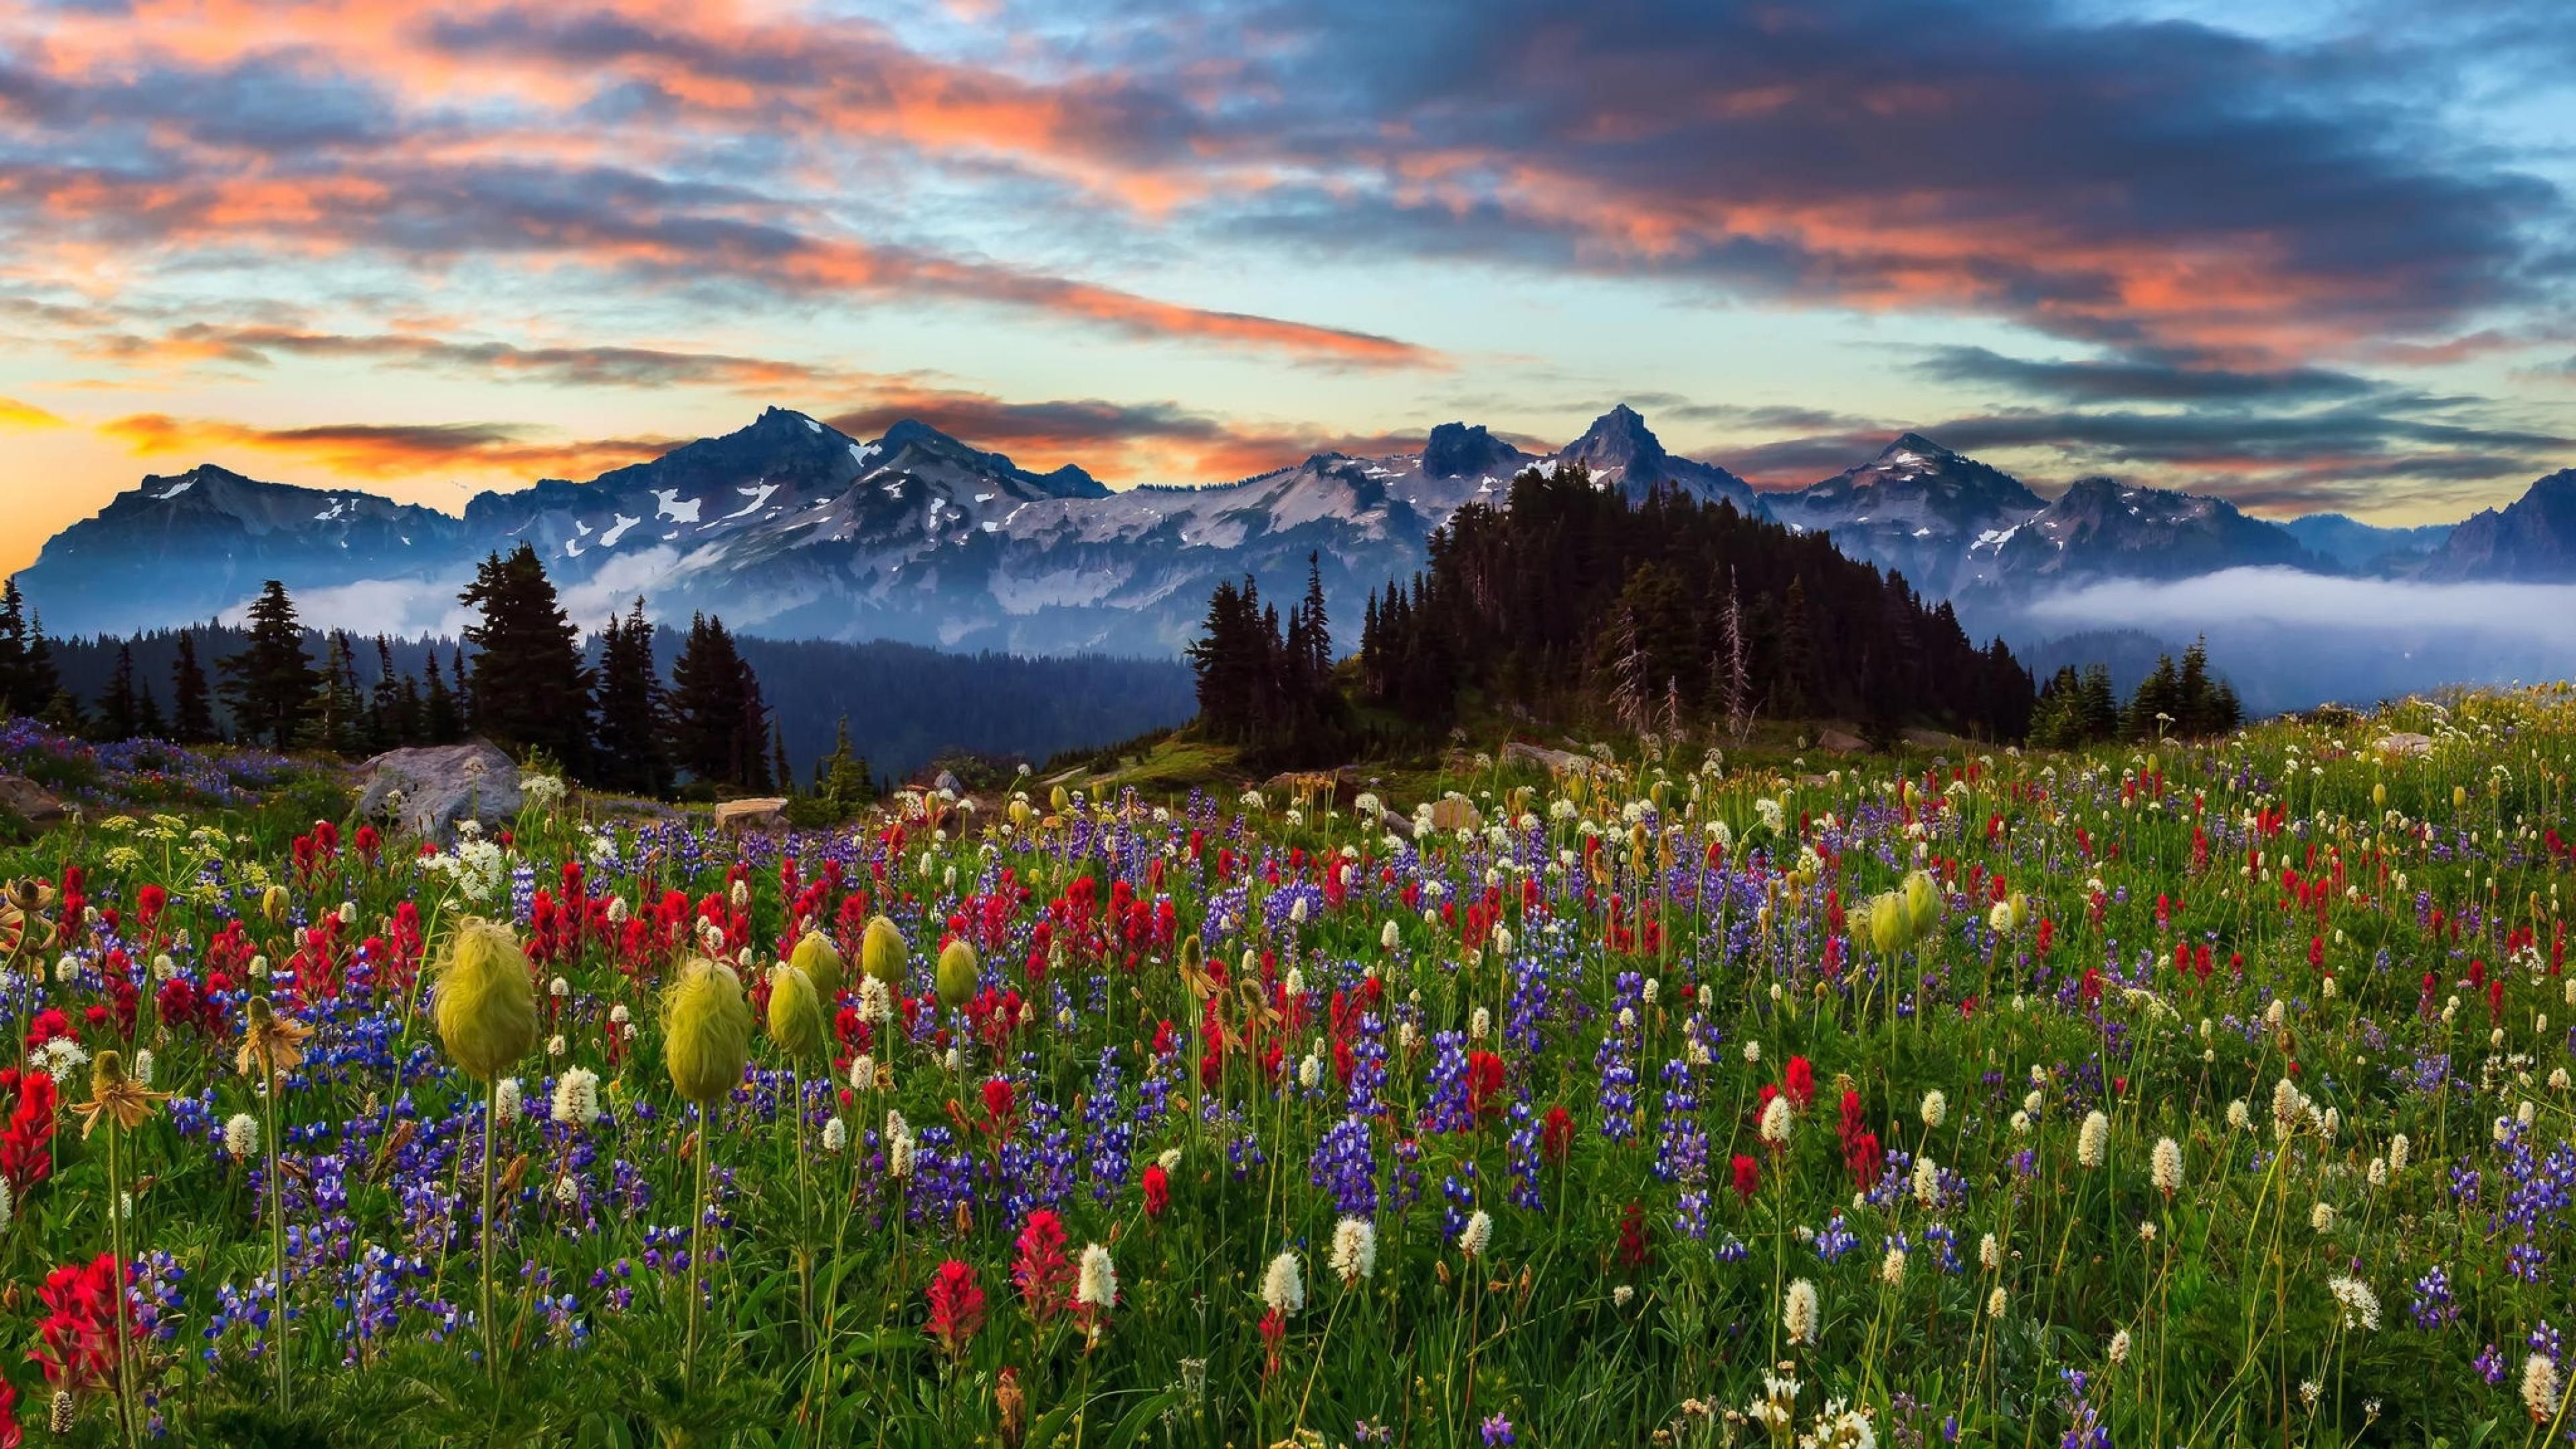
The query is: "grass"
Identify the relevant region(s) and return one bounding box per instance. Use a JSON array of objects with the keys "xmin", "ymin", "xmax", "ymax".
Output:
[{"xmin": 0, "ymin": 687, "xmax": 2567, "ymax": 1445}]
